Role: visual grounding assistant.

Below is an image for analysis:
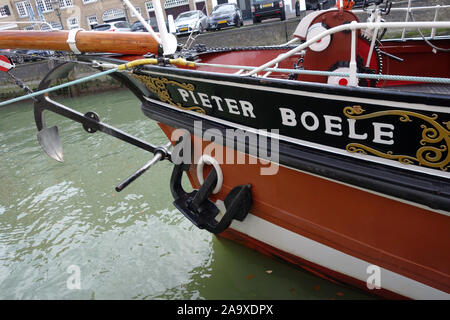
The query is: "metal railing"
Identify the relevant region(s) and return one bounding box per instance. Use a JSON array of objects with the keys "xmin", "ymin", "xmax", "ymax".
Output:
[
  {"xmin": 245, "ymin": 19, "xmax": 450, "ymax": 84},
  {"xmin": 353, "ymin": 1, "xmax": 450, "ymax": 40}
]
